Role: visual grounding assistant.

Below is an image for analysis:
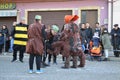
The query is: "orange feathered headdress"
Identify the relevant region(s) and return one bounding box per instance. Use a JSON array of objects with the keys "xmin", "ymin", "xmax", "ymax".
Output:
[{"xmin": 64, "ymin": 15, "xmax": 79, "ymax": 23}]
